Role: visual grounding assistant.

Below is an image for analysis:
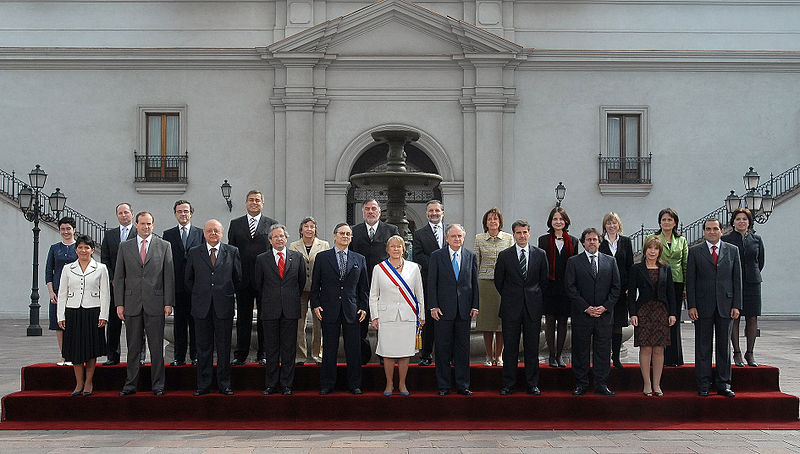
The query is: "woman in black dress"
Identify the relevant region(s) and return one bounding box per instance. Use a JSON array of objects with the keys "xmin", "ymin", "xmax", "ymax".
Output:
[
  {"xmin": 538, "ymin": 207, "xmax": 579, "ymax": 367},
  {"xmin": 599, "ymin": 212, "xmax": 633, "ymax": 368},
  {"xmin": 722, "ymin": 207, "xmax": 765, "ymax": 367},
  {"xmin": 628, "ymin": 236, "xmax": 677, "ymax": 396},
  {"xmin": 45, "ymin": 216, "xmax": 77, "ymax": 365},
  {"xmin": 57, "ymin": 235, "xmax": 109, "ymax": 396}
]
